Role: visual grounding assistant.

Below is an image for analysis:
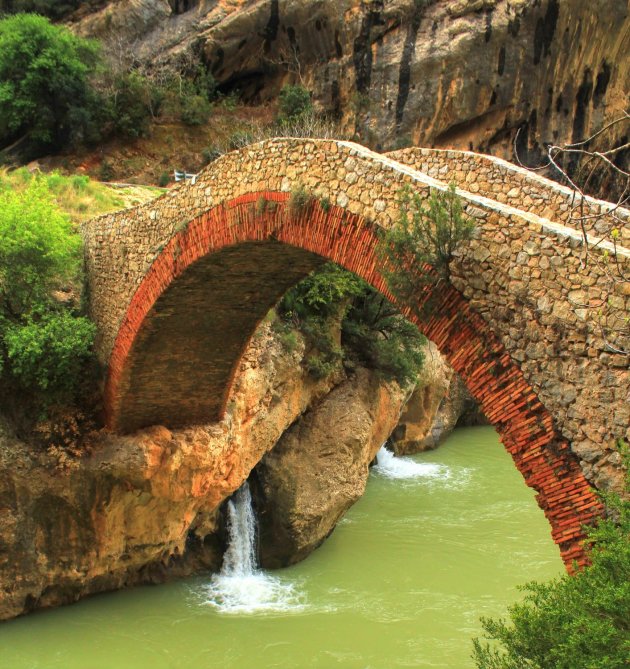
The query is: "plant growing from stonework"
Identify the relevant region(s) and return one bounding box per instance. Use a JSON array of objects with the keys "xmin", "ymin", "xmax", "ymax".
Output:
[
  {"xmin": 472, "ymin": 440, "xmax": 630, "ymax": 669},
  {"xmin": 288, "ymin": 184, "xmax": 314, "ymax": 215},
  {"xmin": 379, "ymin": 182, "xmax": 475, "ymax": 317}
]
